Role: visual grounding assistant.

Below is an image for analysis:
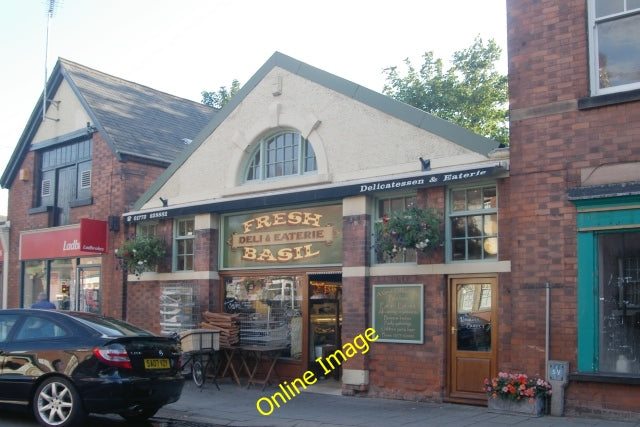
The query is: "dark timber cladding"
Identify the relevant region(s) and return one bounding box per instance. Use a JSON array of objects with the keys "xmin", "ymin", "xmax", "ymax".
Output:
[{"xmin": 124, "ymin": 163, "xmax": 504, "ymax": 223}]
